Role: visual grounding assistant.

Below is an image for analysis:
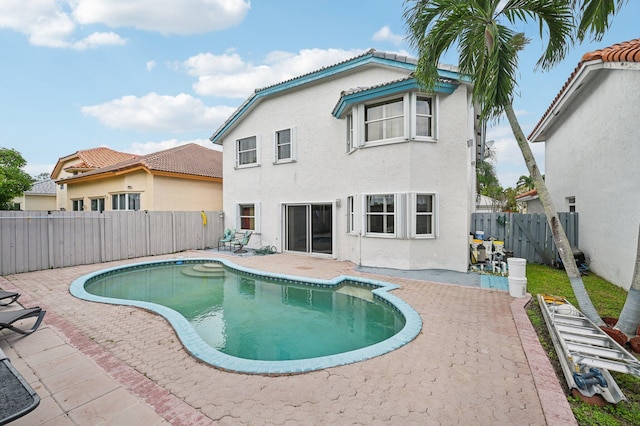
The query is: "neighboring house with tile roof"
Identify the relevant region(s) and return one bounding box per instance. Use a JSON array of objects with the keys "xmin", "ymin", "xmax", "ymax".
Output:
[
  {"xmin": 529, "ymin": 38, "xmax": 640, "ymax": 290},
  {"xmin": 55, "ymin": 144, "xmax": 223, "ymax": 212},
  {"xmin": 12, "ymin": 179, "xmax": 57, "ymax": 210},
  {"xmin": 514, "ymin": 189, "xmax": 543, "ymax": 214},
  {"xmin": 51, "ymin": 147, "xmax": 138, "ymax": 210},
  {"xmin": 210, "ymin": 49, "xmax": 482, "ymax": 272}
]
